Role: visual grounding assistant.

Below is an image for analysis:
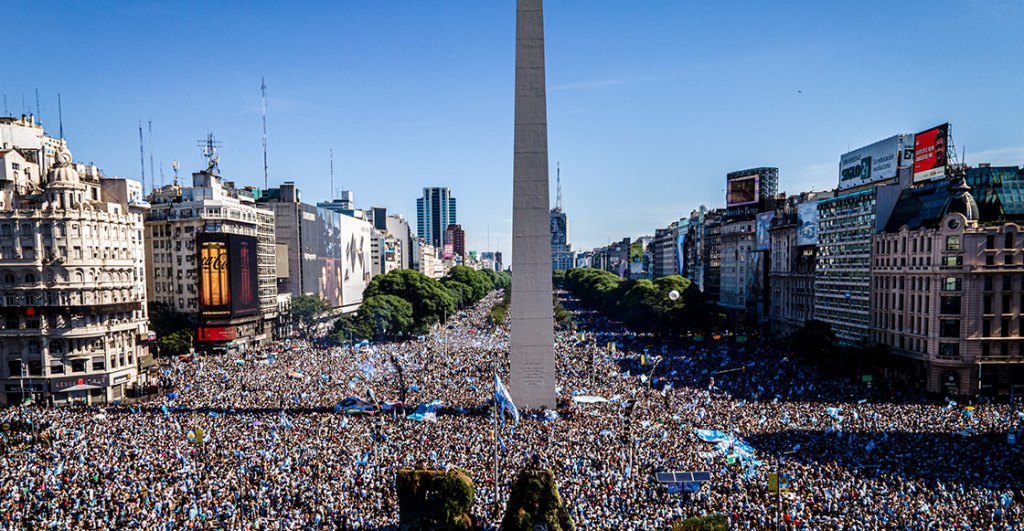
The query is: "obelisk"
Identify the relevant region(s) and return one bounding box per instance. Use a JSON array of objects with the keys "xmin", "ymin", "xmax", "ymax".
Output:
[{"xmin": 510, "ymin": 0, "xmax": 556, "ymax": 409}]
